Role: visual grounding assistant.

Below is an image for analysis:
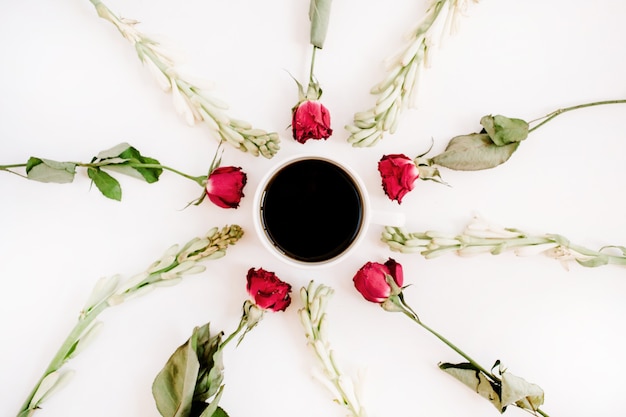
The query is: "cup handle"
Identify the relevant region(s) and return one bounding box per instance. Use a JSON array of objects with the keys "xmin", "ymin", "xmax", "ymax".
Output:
[{"xmin": 370, "ymin": 209, "xmax": 405, "ymax": 227}]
